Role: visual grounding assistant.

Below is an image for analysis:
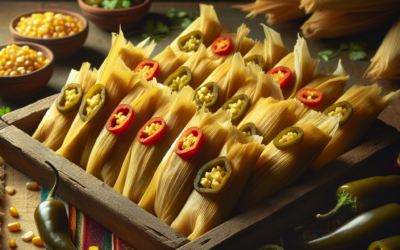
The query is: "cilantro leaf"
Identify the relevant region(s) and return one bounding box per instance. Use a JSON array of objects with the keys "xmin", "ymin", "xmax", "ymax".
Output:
[
  {"xmin": 0, "ymin": 110, "xmax": 3, "ymax": 117},
  {"xmin": 177, "ymin": 11, "xmax": 188, "ymax": 18},
  {"xmin": 350, "ymin": 41, "xmax": 368, "ymax": 51},
  {"xmin": 320, "ymin": 55, "xmax": 329, "ymax": 62},
  {"xmin": 5, "ymin": 107, "xmax": 10, "ymax": 113},
  {"xmin": 0, "ymin": 106, "xmax": 11, "ymax": 117},
  {"xmin": 340, "ymin": 42, "xmax": 349, "ymax": 50},
  {"xmin": 121, "ymin": 0, "xmax": 131, "ymax": 8},
  {"xmin": 166, "ymin": 8, "xmax": 176, "ymax": 19},
  {"xmin": 155, "ymin": 21, "xmax": 170, "ymax": 35},
  {"xmin": 348, "ymin": 50, "xmax": 367, "ymax": 61},
  {"xmin": 317, "ymin": 50, "xmax": 333, "ymax": 56},
  {"xmin": 181, "ymin": 18, "xmax": 193, "ymax": 28}
]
